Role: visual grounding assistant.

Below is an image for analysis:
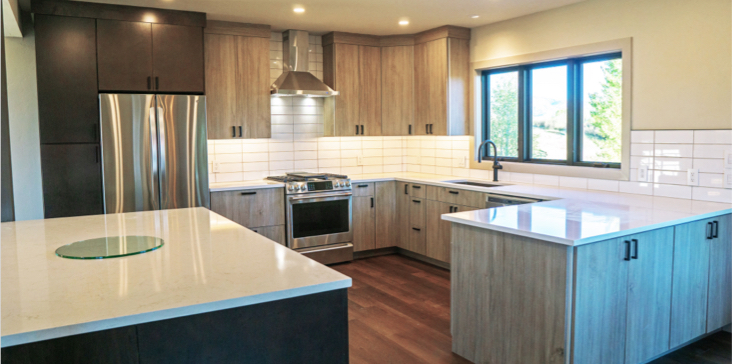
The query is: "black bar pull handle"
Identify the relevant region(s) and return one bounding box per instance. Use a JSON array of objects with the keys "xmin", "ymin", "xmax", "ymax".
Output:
[
  {"xmin": 429, "ymin": 124, "xmax": 433, "ymax": 134},
  {"xmin": 241, "ymin": 191, "xmax": 257, "ymax": 196},
  {"xmin": 404, "ymin": 184, "xmax": 408, "ymax": 194},
  {"xmin": 147, "ymin": 76, "xmax": 151, "ymax": 90},
  {"xmin": 412, "ymin": 227, "xmax": 421, "ymax": 231},
  {"xmin": 631, "ymin": 239, "xmax": 639, "ymax": 259},
  {"xmin": 454, "ymin": 206, "xmax": 458, "ymax": 212},
  {"xmin": 371, "ymin": 197, "xmax": 374, "ymax": 208},
  {"xmin": 239, "ymin": 126, "xmax": 243, "ymax": 137},
  {"xmin": 412, "ymin": 200, "xmax": 421, "ymax": 203},
  {"xmin": 624, "ymin": 240, "xmax": 631, "ymax": 261},
  {"xmin": 412, "ymin": 185, "xmax": 421, "ymax": 189},
  {"xmin": 409, "ymin": 125, "xmax": 412, "ymax": 135},
  {"xmin": 232, "ymin": 126, "xmax": 236, "ymax": 137},
  {"xmin": 713, "ymin": 221, "xmax": 719, "ymax": 238},
  {"xmin": 252, "ymin": 229, "xmax": 258, "ymax": 233},
  {"xmin": 356, "ymin": 125, "xmax": 359, "ymax": 135},
  {"xmin": 357, "ymin": 184, "xmax": 369, "ymax": 188},
  {"xmin": 426, "ymin": 124, "xmax": 429, "ymax": 134},
  {"xmin": 155, "ymin": 76, "xmax": 159, "ymax": 90},
  {"xmin": 449, "ymin": 206, "xmax": 454, "ymax": 213},
  {"xmin": 449, "ymin": 190, "xmax": 459, "ymax": 195},
  {"xmin": 361, "ymin": 125, "xmax": 364, "ymax": 135},
  {"xmin": 706, "ymin": 222, "xmax": 713, "ymax": 239}
]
